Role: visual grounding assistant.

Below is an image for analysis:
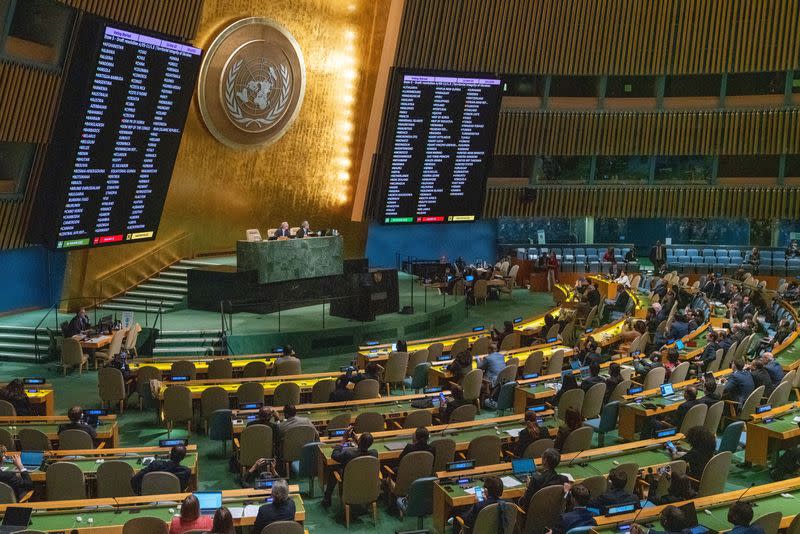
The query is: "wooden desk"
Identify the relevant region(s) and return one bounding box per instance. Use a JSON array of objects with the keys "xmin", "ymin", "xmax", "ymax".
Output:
[
  {"xmin": 590, "ymin": 477, "xmax": 800, "ymax": 532},
  {"xmin": 0, "ymin": 415, "xmax": 119, "ymax": 447},
  {"xmin": 512, "ymin": 357, "xmax": 635, "ymax": 412},
  {"xmin": 232, "ymin": 391, "xmax": 449, "ymax": 435},
  {"xmin": 0, "ymin": 488, "xmax": 304, "ymax": 532},
  {"xmin": 18, "ymin": 445, "xmax": 198, "ymax": 491},
  {"xmin": 617, "ymin": 369, "xmax": 732, "ymax": 440},
  {"xmin": 426, "ymin": 343, "xmax": 573, "ymax": 386},
  {"xmin": 745, "ymin": 401, "xmax": 800, "ymax": 466},
  {"xmin": 157, "ymin": 371, "xmax": 340, "ymax": 404},
  {"xmin": 588, "ymin": 275, "xmax": 618, "ymax": 299},
  {"xmin": 0, "ymin": 384, "xmax": 54, "ymax": 416},
  {"xmin": 355, "ymin": 307, "xmax": 567, "ymax": 367},
  {"xmin": 431, "ymin": 436, "xmax": 680, "ymax": 534},
  {"xmin": 315, "ymin": 414, "xmax": 559, "ymax": 482},
  {"xmin": 75, "ymin": 334, "xmax": 114, "ymax": 350},
  {"xmin": 130, "ymin": 353, "xmax": 280, "ymax": 377}
]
